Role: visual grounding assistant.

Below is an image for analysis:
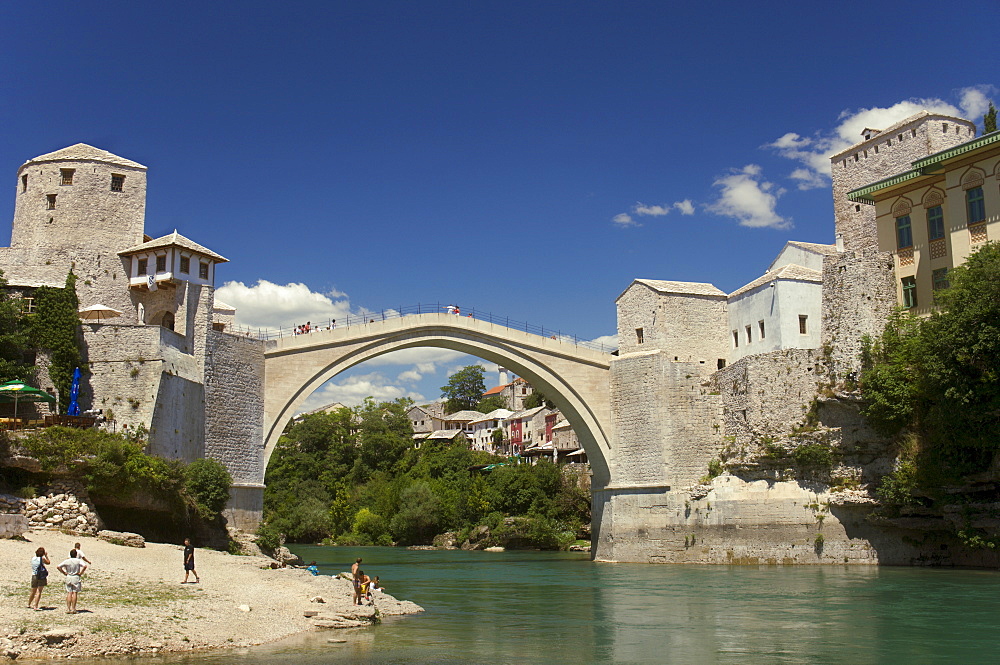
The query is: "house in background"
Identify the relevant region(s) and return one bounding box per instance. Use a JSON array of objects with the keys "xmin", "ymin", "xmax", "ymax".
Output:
[{"xmin": 848, "ymin": 127, "xmax": 1000, "ymax": 315}]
